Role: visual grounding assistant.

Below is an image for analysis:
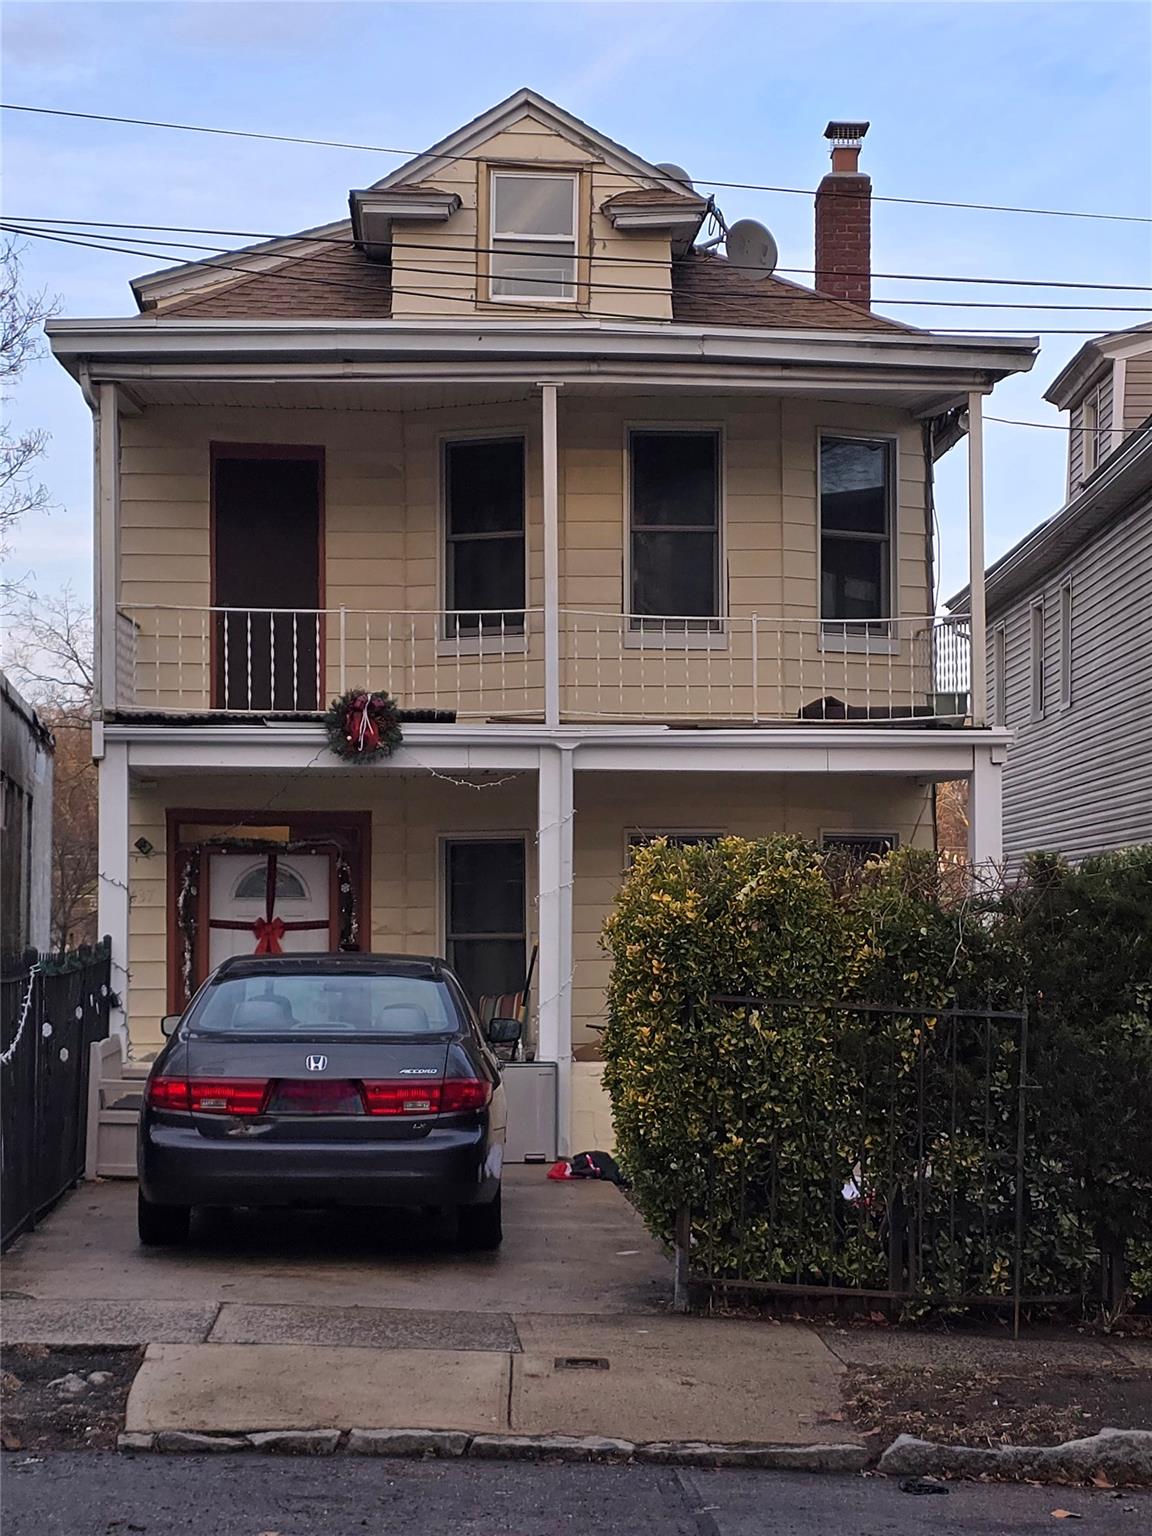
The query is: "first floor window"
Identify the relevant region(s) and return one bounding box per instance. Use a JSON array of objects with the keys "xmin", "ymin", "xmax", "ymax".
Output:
[
  {"xmin": 820, "ymin": 436, "xmax": 893, "ymax": 624},
  {"xmin": 444, "ymin": 839, "xmax": 526, "ymax": 1007},
  {"xmin": 445, "ymin": 438, "xmax": 525, "ymax": 634},
  {"xmin": 821, "ymin": 832, "xmax": 897, "ymax": 861},
  {"xmin": 627, "ymin": 830, "xmax": 722, "ymax": 865},
  {"xmin": 629, "ymin": 430, "xmax": 720, "ymax": 627}
]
